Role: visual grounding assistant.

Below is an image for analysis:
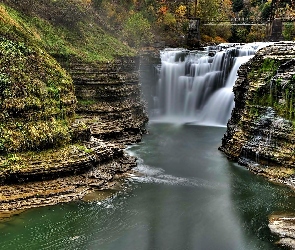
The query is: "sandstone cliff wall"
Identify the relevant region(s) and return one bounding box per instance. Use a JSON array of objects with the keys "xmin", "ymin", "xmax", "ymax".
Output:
[
  {"xmin": 0, "ymin": 3, "xmax": 148, "ymax": 214},
  {"xmin": 65, "ymin": 56, "xmax": 148, "ymax": 144}
]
